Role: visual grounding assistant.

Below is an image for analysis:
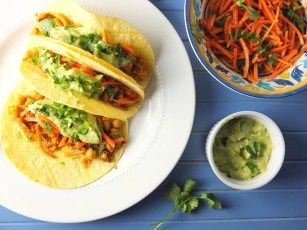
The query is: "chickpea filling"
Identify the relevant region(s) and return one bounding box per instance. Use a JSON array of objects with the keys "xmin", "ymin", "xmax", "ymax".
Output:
[
  {"xmin": 32, "ymin": 12, "xmax": 147, "ymax": 83},
  {"xmin": 14, "ymin": 94, "xmax": 126, "ymax": 167},
  {"xmin": 27, "ymin": 49, "xmax": 141, "ymax": 109}
]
